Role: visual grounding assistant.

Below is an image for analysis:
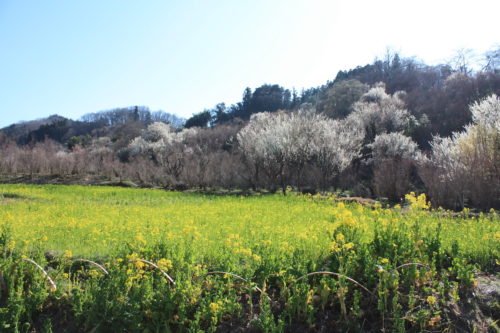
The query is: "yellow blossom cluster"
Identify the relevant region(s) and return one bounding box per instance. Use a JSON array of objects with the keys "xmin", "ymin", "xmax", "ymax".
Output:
[{"xmin": 405, "ymin": 192, "xmax": 430, "ymax": 210}]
